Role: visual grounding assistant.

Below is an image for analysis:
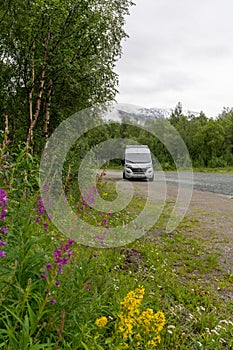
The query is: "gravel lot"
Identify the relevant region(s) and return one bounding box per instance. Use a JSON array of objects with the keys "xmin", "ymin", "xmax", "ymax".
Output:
[
  {"xmin": 160, "ymin": 171, "xmax": 233, "ymax": 197},
  {"xmin": 106, "ymin": 170, "xmax": 233, "ymax": 197},
  {"xmin": 105, "ymin": 170, "xmax": 233, "ymax": 275}
]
